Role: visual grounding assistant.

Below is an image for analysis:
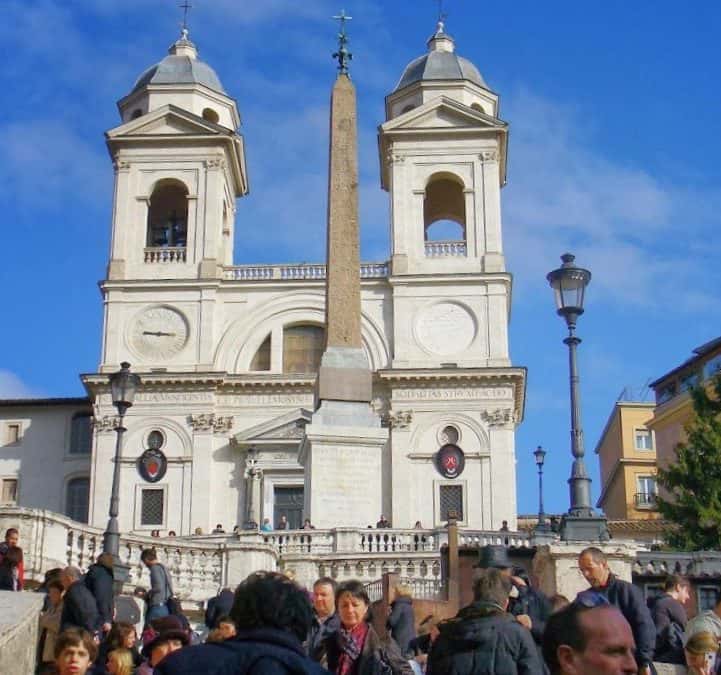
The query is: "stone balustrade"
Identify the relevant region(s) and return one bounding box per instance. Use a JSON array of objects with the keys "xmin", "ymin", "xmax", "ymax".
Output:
[
  {"xmin": 144, "ymin": 246, "xmax": 187, "ymax": 263},
  {"xmin": 424, "ymin": 240, "xmax": 467, "ymax": 257},
  {"xmin": 0, "ymin": 507, "xmax": 534, "ymax": 603},
  {"xmin": 458, "ymin": 530, "xmax": 533, "ymax": 549},
  {"xmin": 223, "ymin": 261, "xmax": 389, "ymax": 281},
  {"xmin": 0, "ymin": 508, "xmax": 277, "ymax": 604},
  {"xmin": 635, "ymin": 550, "xmax": 721, "ymax": 577}
]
